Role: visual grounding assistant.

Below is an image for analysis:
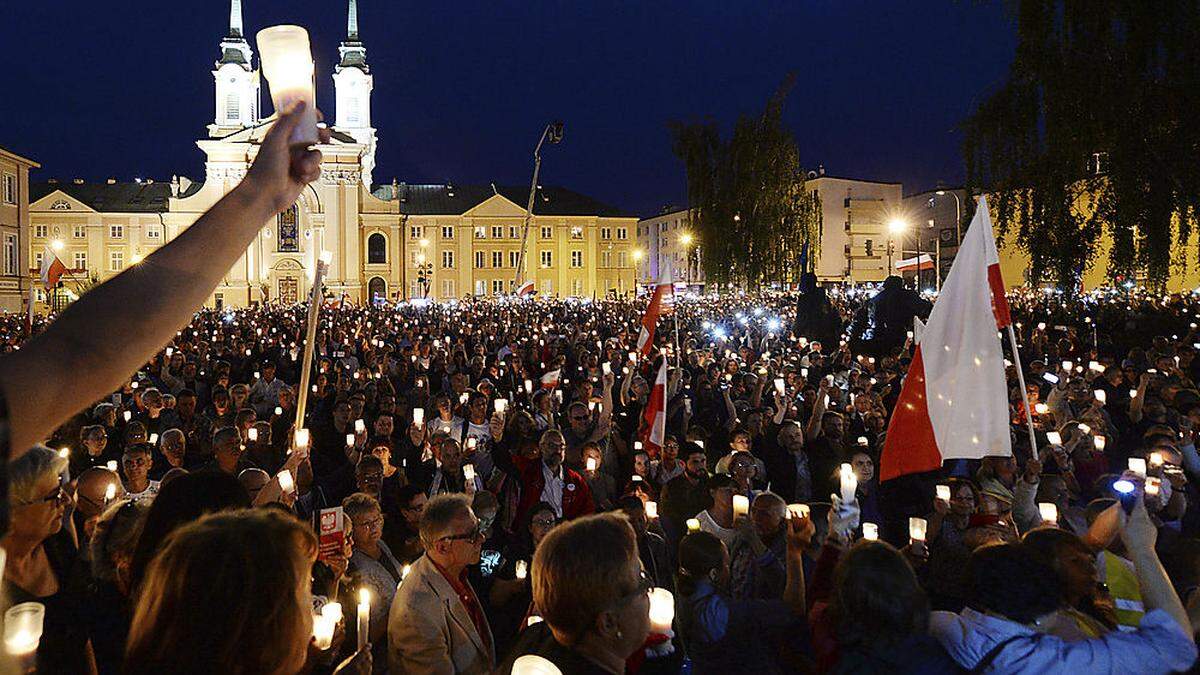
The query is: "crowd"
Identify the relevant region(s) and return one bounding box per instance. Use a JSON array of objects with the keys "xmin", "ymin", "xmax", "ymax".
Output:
[{"xmin": 1, "ymin": 105, "xmax": 1199, "ymax": 674}]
